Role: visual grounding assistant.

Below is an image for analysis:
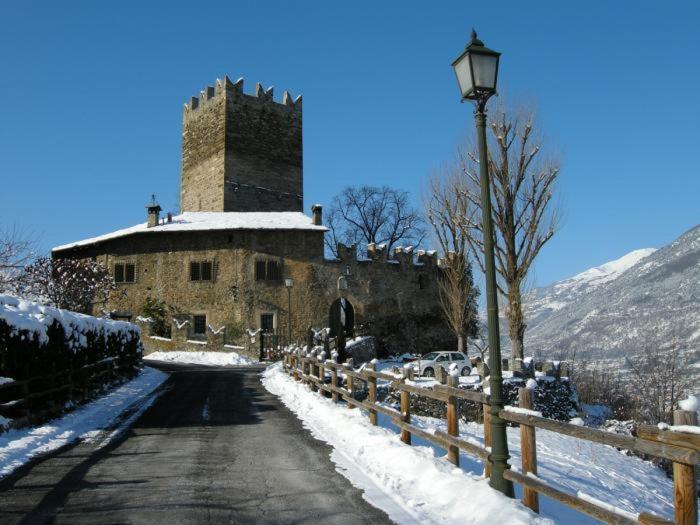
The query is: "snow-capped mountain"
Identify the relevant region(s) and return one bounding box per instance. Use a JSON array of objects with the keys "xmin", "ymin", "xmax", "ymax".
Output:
[
  {"xmin": 520, "ymin": 225, "xmax": 700, "ymax": 362},
  {"xmin": 523, "ymin": 248, "xmax": 657, "ymax": 329}
]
